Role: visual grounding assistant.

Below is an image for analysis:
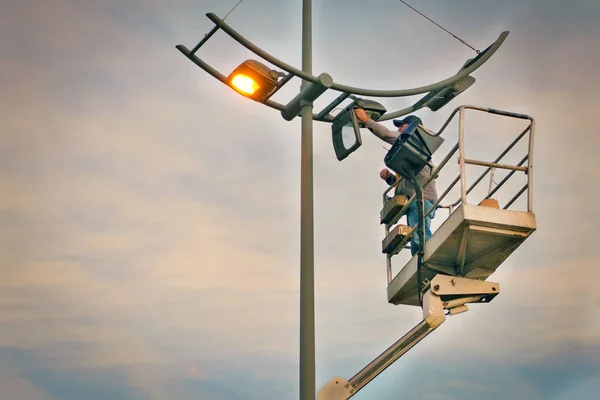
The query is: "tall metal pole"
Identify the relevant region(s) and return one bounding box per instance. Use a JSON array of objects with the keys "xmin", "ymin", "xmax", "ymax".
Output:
[{"xmin": 299, "ymin": 0, "xmax": 315, "ymax": 398}]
